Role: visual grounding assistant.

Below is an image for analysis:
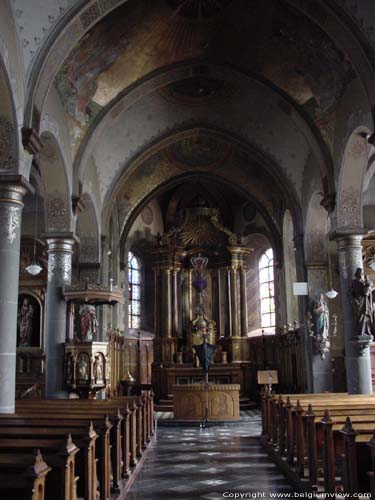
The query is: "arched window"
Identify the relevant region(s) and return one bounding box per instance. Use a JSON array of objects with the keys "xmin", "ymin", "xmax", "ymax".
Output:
[
  {"xmin": 128, "ymin": 251, "xmax": 141, "ymax": 329},
  {"xmin": 259, "ymin": 248, "xmax": 275, "ymax": 329}
]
